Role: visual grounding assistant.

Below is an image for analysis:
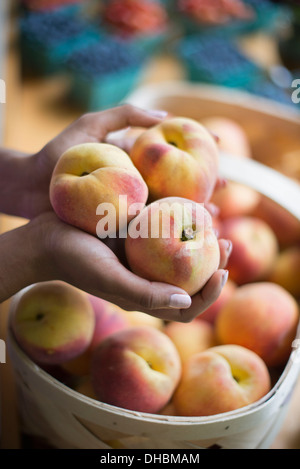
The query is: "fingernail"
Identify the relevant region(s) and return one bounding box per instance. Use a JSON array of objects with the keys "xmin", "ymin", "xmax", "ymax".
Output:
[
  {"xmin": 226, "ymin": 240, "xmax": 233, "ymax": 256},
  {"xmin": 169, "ymin": 294, "xmax": 191, "ymax": 309},
  {"xmin": 221, "ymin": 270, "xmax": 229, "ymax": 288},
  {"xmin": 147, "ymin": 109, "xmax": 168, "ymax": 119}
]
